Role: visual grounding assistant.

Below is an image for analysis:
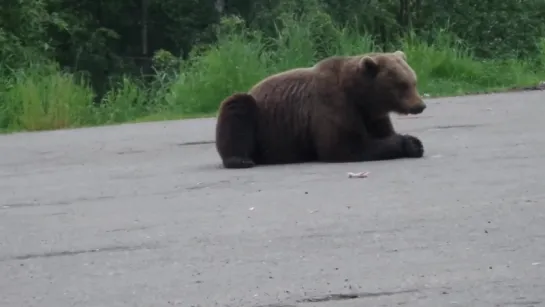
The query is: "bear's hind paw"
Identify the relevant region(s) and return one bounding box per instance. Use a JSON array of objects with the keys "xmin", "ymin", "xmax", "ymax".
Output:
[{"xmin": 222, "ymin": 157, "xmax": 256, "ymax": 169}]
